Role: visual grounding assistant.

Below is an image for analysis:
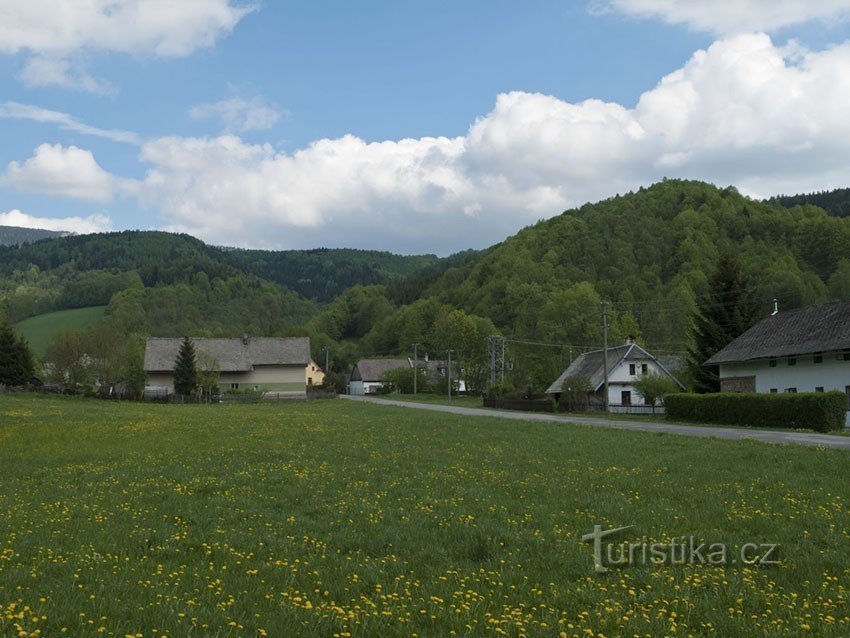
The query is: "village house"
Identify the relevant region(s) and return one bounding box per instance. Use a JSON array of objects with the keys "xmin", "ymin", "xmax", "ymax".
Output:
[
  {"xmin": 144, "ymin": 336, "xmax": 312, "ymax": 396},
  {"xmin": 706, "ymin": 300, "xmax": 850, "ymax": 425},
  {"xmin": 545, "ymin": 339, "xmax": 684, "ymax": 411},
  {"xmin": 348, "ymin": 358, "xmax": 410, "ymax": 395},
  {"xmin": 307, "ymin": 359, "xmax": 325, "ymax": 387}
]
